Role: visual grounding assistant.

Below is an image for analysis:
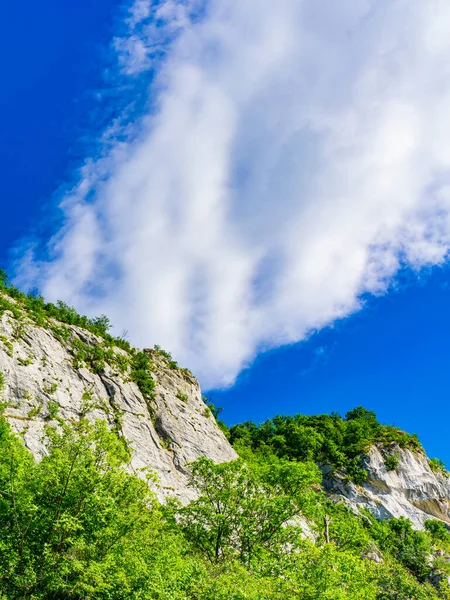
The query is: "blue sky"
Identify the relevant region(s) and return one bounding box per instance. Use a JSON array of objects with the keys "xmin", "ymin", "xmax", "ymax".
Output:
[
  {"xmin": 2, "ymin": 1, "xmax": 450, "ymax": 464},
  {"xmin": 1, "ymin": 0, "xmax": 123, "ymax": 265}
]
